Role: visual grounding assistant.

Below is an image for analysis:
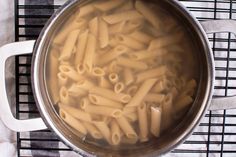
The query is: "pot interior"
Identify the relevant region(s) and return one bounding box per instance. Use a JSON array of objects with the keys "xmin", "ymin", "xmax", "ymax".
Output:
[{"xmin": 32, "ymin": 0, "xmax": 214, "ymax": 156}]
